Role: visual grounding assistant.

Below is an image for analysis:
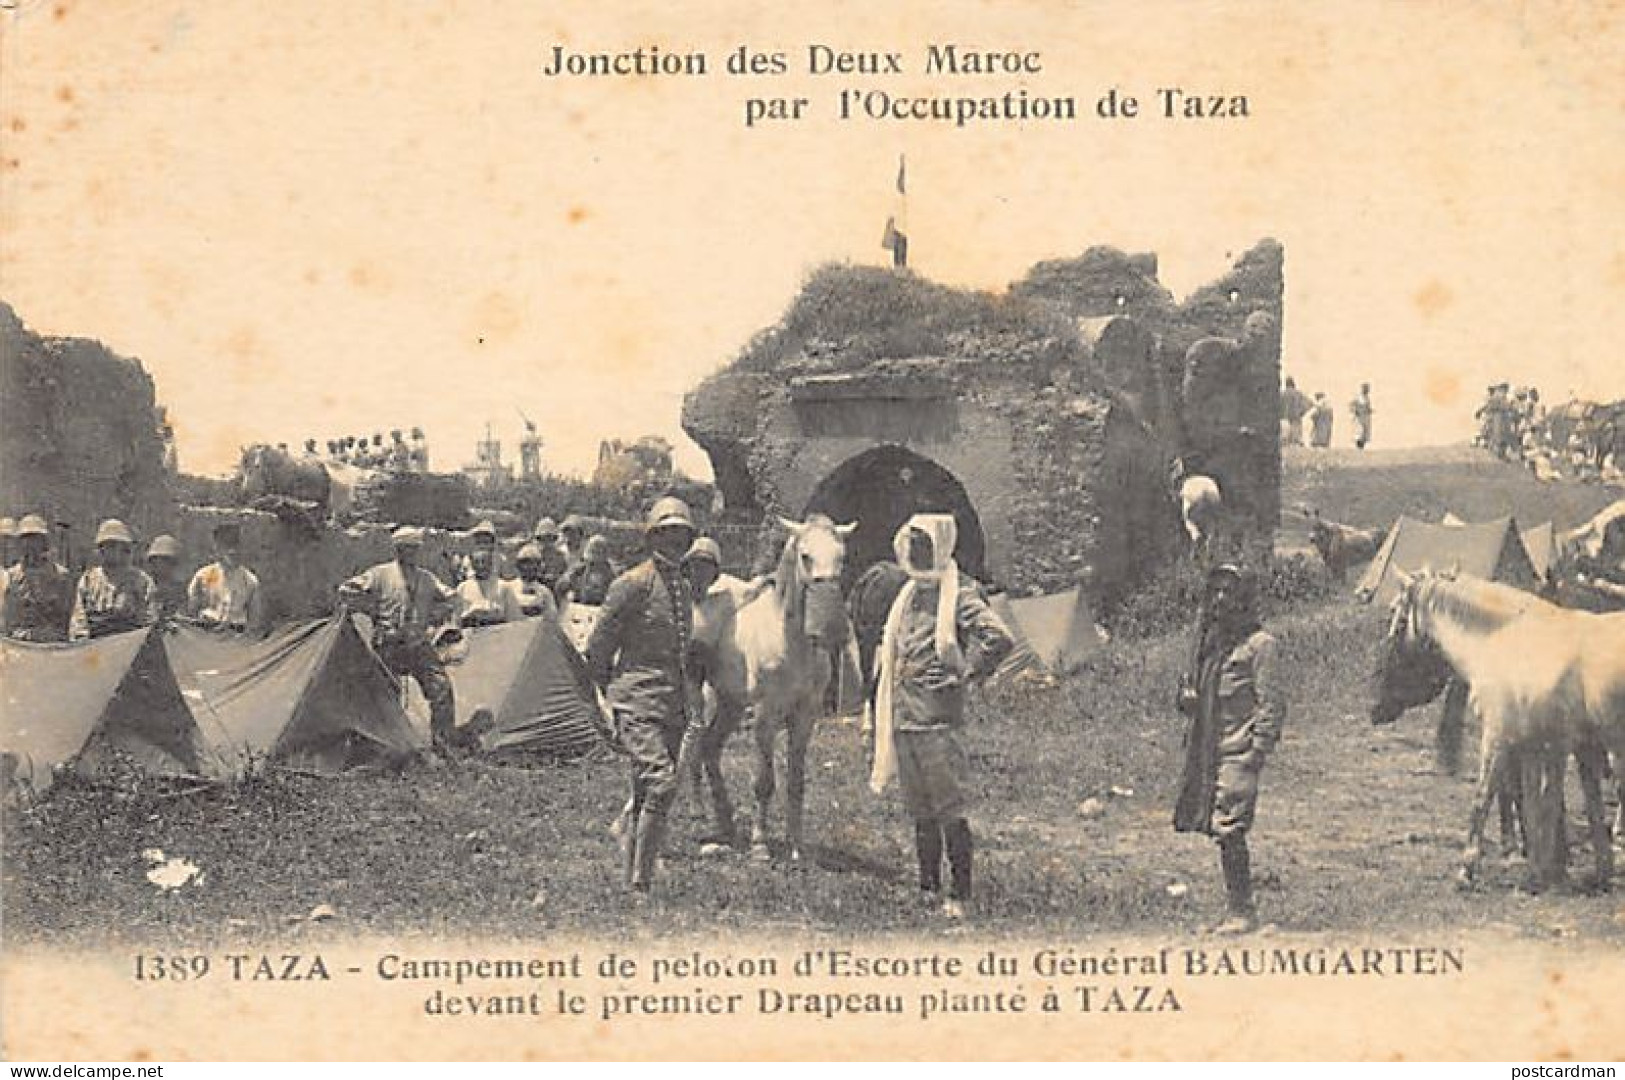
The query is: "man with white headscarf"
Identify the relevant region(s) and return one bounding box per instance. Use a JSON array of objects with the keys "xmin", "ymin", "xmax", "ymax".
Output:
[{"xmin": 870, "ymin": 513, "xmax": 1013, "ymax": 920}]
